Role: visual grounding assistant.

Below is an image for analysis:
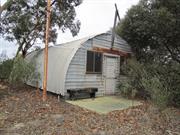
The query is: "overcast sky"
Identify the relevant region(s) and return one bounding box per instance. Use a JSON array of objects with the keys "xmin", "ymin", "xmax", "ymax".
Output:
[{"xmin": 0, "ymin": 0, "xmax": 139, "ymax": 57}]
